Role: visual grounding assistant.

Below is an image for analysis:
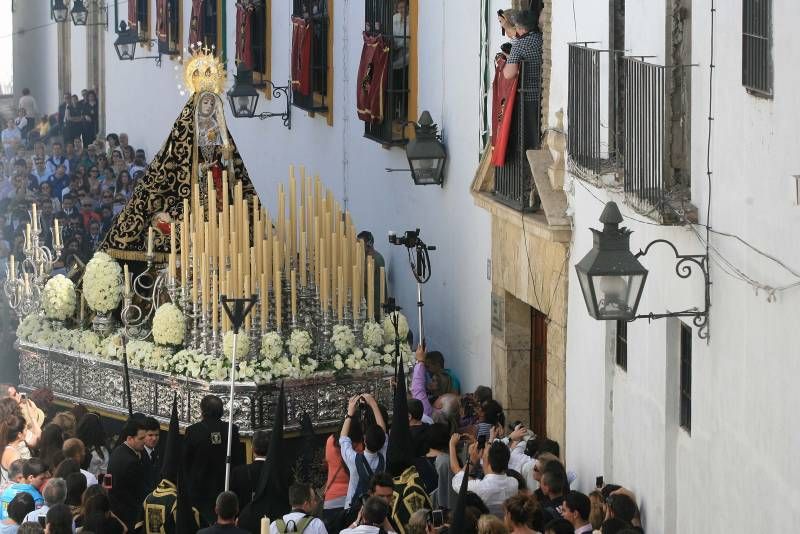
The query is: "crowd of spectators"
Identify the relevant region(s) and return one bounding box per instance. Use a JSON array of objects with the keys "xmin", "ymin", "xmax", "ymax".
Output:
[{"xmin": 0, "ymin": 87, "xmax": 149, "ymax": 345}]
